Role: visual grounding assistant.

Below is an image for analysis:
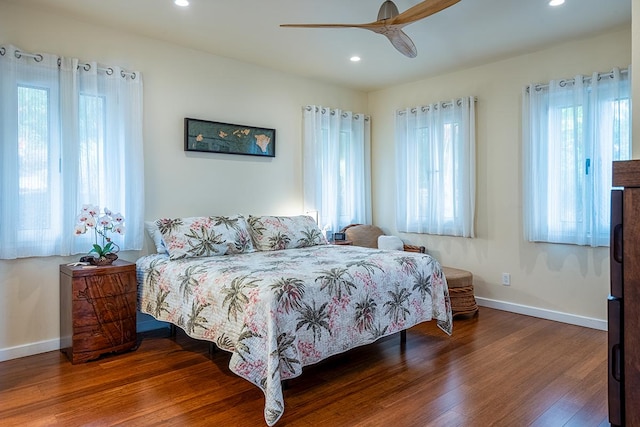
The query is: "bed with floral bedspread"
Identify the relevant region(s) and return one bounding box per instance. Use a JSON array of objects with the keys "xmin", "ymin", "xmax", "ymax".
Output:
[{"xmin": 137, "ymin": 214, "xmax": 452, "ymax": 426}]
